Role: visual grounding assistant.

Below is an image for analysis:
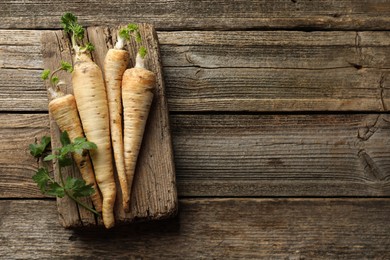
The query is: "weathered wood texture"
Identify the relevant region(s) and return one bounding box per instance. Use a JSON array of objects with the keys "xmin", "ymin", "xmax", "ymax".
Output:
[
  {"xmin": 173, "ymin": 114, "xmax": 390, "ymax": 196},
  {"xmin": 0, "ymin": 114, "xmax": 49, "ymax": 198},
  {"xmin": 161, "ymin": 31, "xmax": 390, "ymax": 111},
  {"xmin": 1, "ymin": 30, "xmax": 390, "ymax": 112},
  {"xmin": 40, "ymin": 25, "xmax": 177, "ymax": 228},
  {"xmin": 2, "ymin": 113, "xmax": 390, "ymax": 198},
  {"xmin": 0, "ymin": 0, "xmax": 390, "ymax": 30},
  {"xmin": 1, "ymin": 199, "xmax": 389, "ymax": 259}
]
